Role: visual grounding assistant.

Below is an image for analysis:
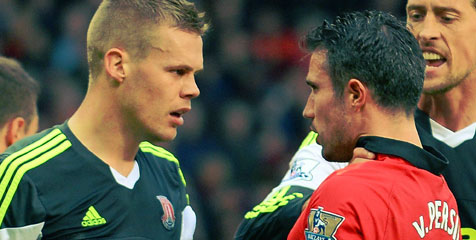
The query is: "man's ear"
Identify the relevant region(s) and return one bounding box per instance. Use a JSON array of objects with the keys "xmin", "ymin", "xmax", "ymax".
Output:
[
  {"xmin": 5, "ymin": 117, "xmax": 27, "ymax": 147},
  {"xmin": 104, "ymin": 48, "xmax": 128, "ymax": 84},
  {"xmin": 347, "ymin": 78, "xmax": 367, "ymax": 111}
]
